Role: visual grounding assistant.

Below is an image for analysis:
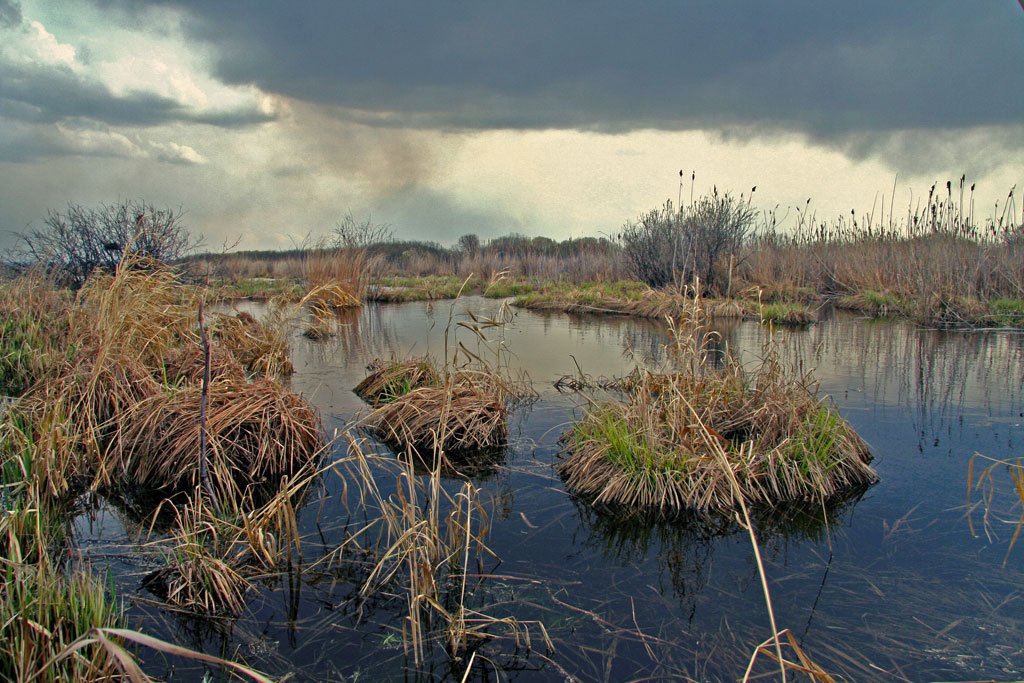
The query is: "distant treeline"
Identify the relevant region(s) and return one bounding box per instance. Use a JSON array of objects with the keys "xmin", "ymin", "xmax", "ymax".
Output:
[{"xmin": 183, "ymin": 233, "xmax": 626, "ymax": 282}]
